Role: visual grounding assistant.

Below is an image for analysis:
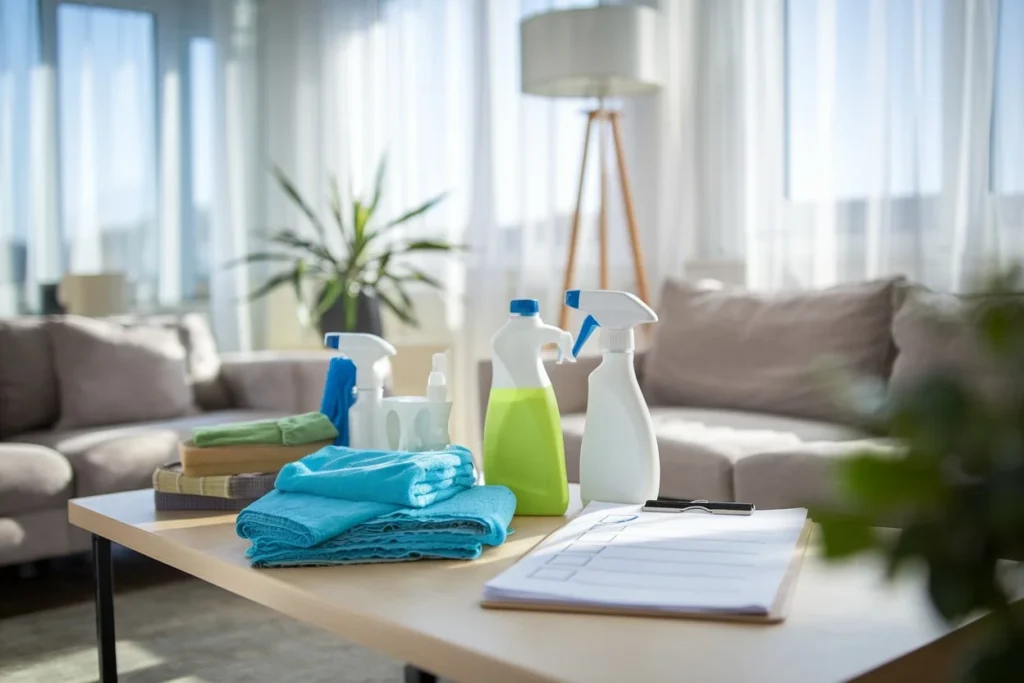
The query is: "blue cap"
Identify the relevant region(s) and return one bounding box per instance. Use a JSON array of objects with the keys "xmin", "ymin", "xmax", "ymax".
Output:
[{"xmin": 510, "ymin": 299, "xmax": 539, "ymax": 316}]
